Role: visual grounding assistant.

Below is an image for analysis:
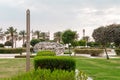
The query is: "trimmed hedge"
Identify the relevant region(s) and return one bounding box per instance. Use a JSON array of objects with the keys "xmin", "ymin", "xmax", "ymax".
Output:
[
  {"xmin": 15, "ymin": 55, "xmax": 35, "ymax": 58},
  {"xmin": 115, "ymin": 49, "xmax": 120, "ymax": 56},
  {"xmin": 74, "ymin": 48, "xmax": 104, "ymax": 56},
  {"xmin": 0, "ymin": 48, "xmax": 26, "ymax": 54},
  {"xmin": 0, "ymin": 43, "xmax": 4, "ymax": 47},
  {"xmin": 64, "ymin": 51, "xmax": 72, "ymax": 54},
  {"xmin": 8, "ymin": 69, "xmax": 75, "ymax": 80},
  {"xmin": 34, "ymin": 56, "xmax": 76, "ymax": 71},
  {"xmin": 36, "ymin": 50, "xmax": 56, "ymax": 56}
]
